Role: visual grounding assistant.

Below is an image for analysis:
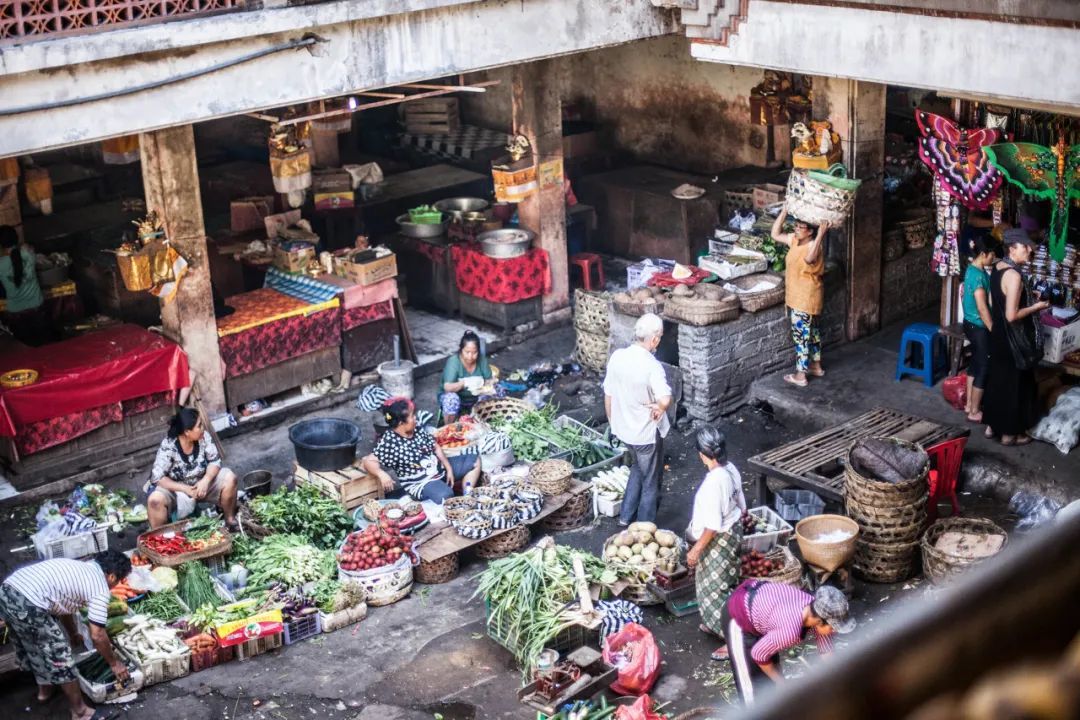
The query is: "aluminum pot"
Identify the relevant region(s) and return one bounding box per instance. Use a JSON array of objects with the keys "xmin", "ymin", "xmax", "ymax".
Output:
[
  {"xmin": 478, "ymin": 228, "xmax": 535, "ymax": 259},
  {"xmin": 396, "ymin": 214, "xmax": 449, "ymax": 239},
  {"xmin": 434, "ymin": 197, "xmax": 490, "ymax": 221}
]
